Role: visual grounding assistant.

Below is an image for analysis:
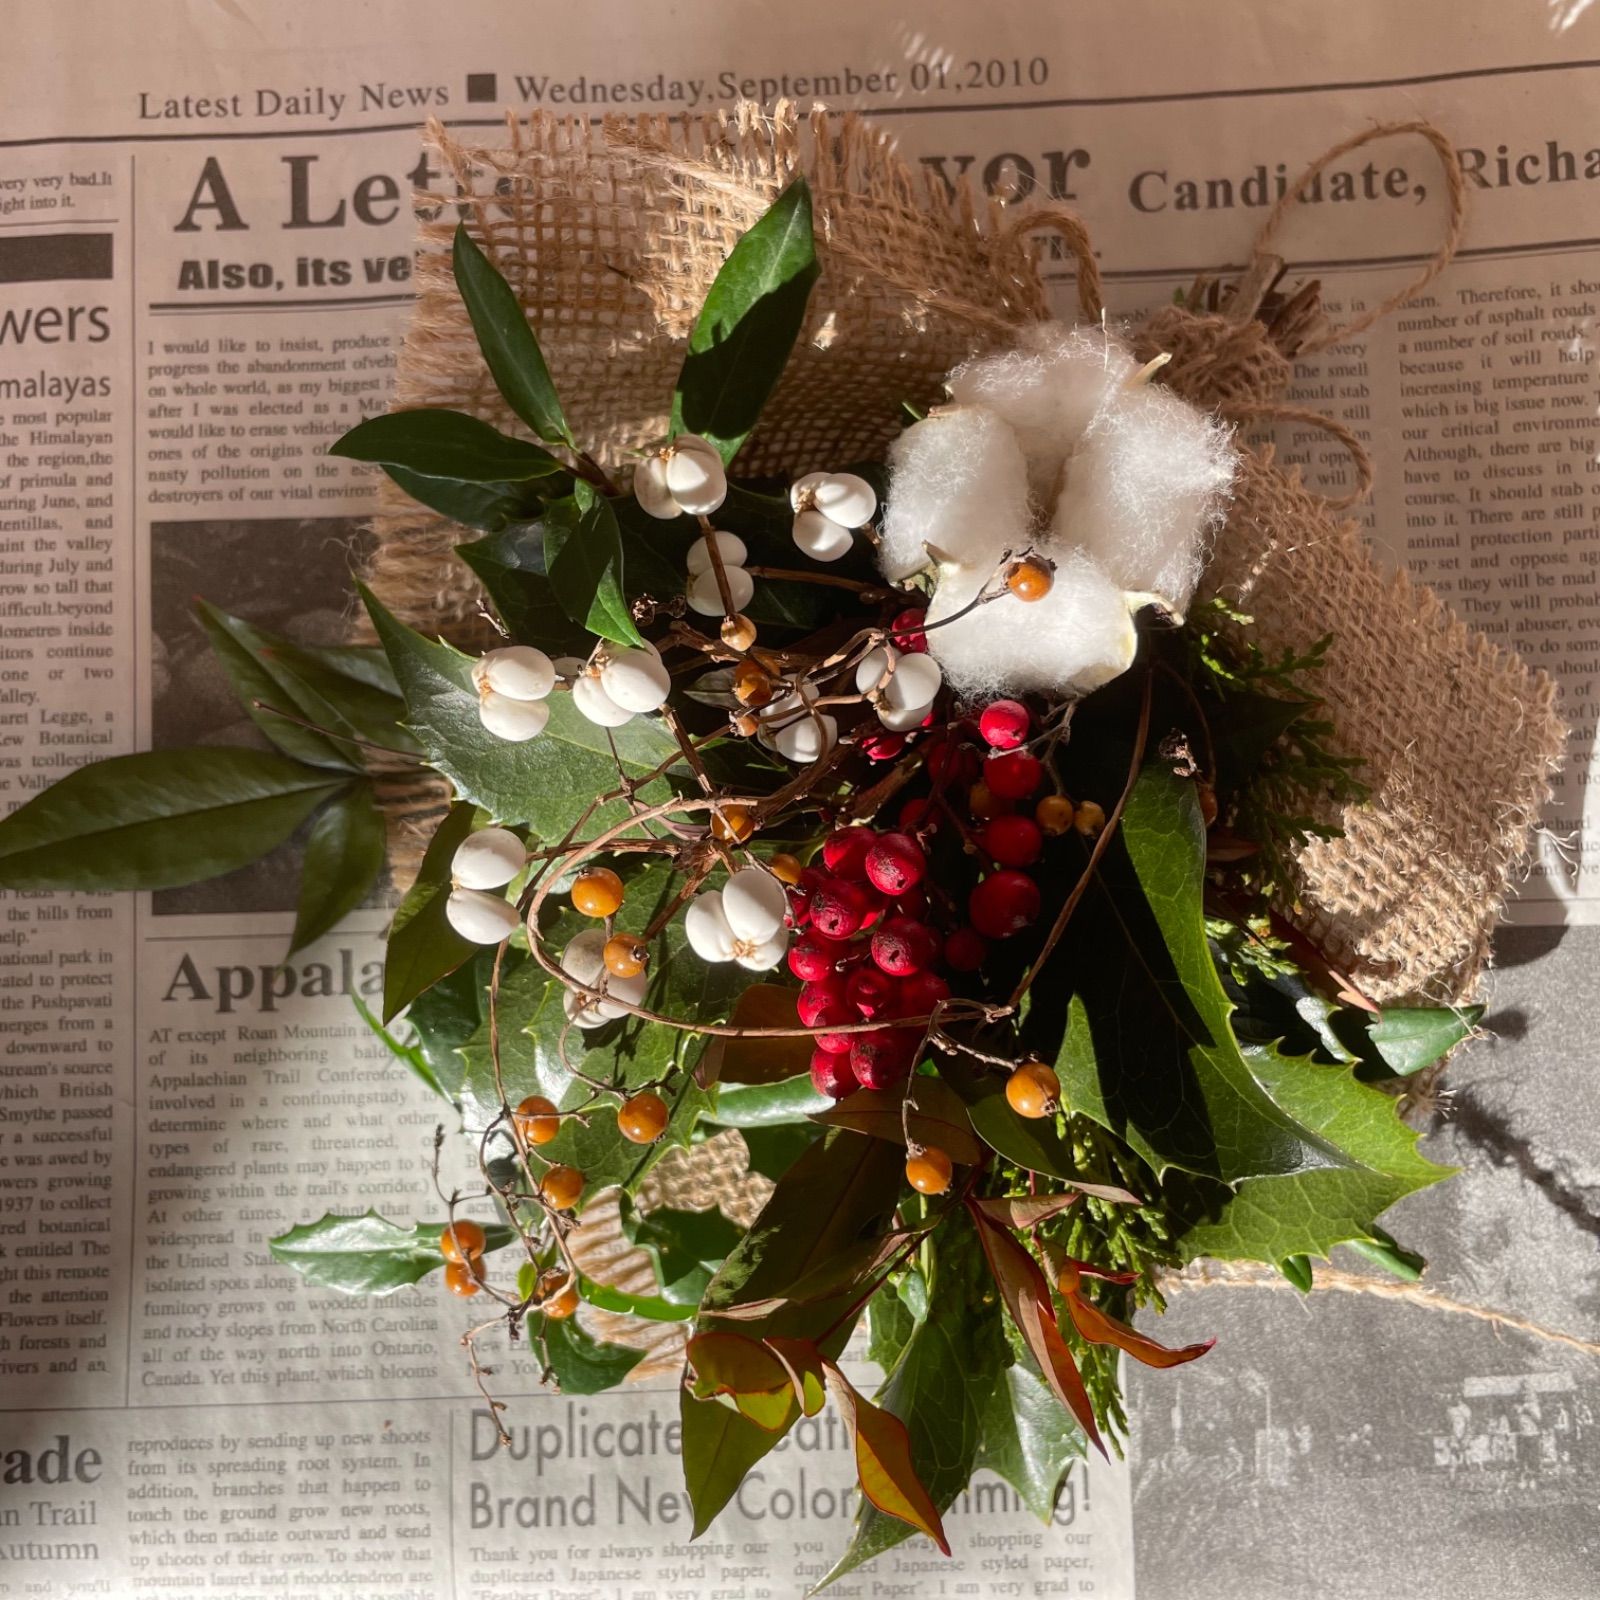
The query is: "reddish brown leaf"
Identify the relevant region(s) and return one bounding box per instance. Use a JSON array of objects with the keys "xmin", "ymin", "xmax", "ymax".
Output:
[
  {"xmin": 968, "ymin": 1203, "xmax": 1104, "ymax": 1457},
  {"xmin": 1063, "ymin": 1293, "xmax": 1215, "ymax": 1370},
  {"xmin": 697, "ymin": 984, "xmax": 814, "ymax": 1087},
  {"xmin": 822, "ymin": 1362, "xmax": 950, "ymax": 1554},
  {"xmin": 764, "ymin": 1336, "xmax": 827, "ymax": 1417},
  {"xmin": 812, "ymin": 1079, "xmax": 984, "ymax": 1167},
  {"xmin": 685, "ymin": 1331, "xmax": 796, "ymax": 1429},
  {"xmin": 706, "ymin": 1226, "xmax": 929, "ymax": 1322},
  {"xmin": 973, "ymin": 1192, "xmax": 1083, "ymax": 1229}
]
